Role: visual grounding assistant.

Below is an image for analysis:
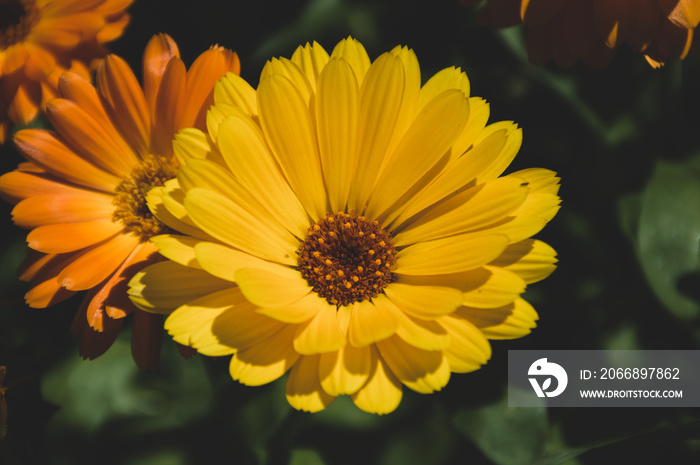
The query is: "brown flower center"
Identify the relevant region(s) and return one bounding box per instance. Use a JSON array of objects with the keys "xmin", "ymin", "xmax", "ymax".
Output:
[
  {"xmin": 298, "ymin": 212, "xmax": 397, "ymax": 307},
  {"xmin": 0, "ymin": 0, "xmax": 39, "ymax": 50},
  {"xmin": 112, "ymin": 155, "xmax": 178, "ymax": 242}
]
